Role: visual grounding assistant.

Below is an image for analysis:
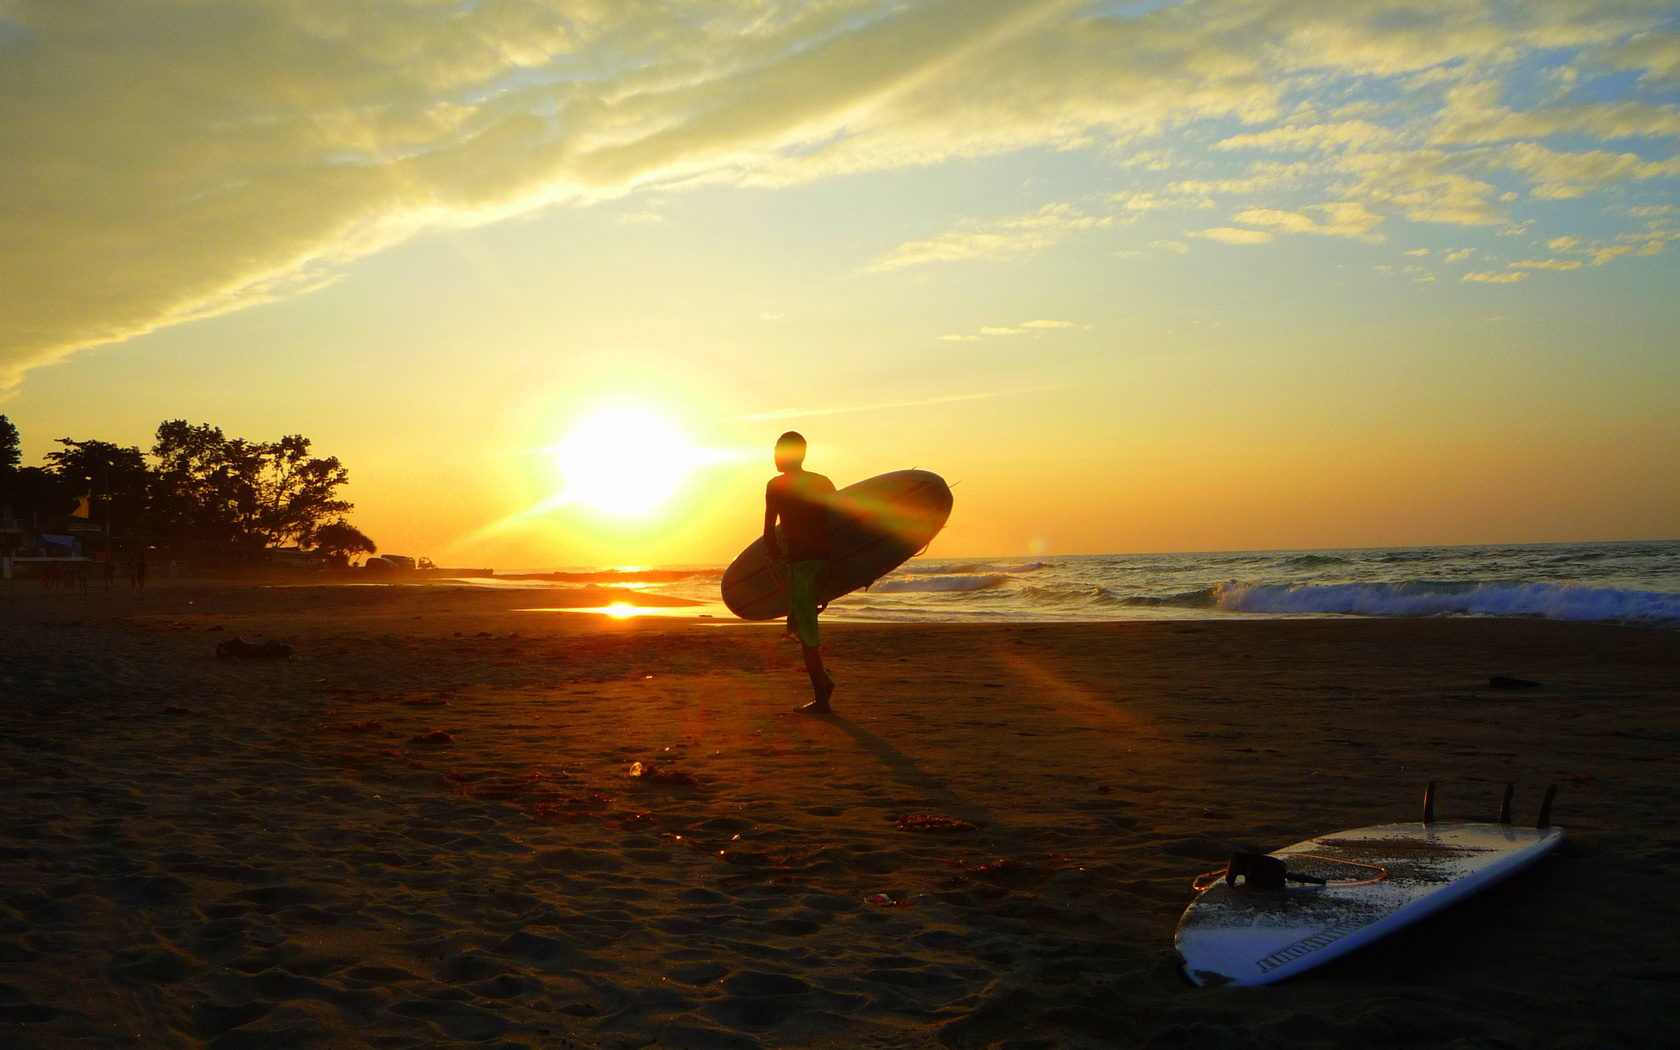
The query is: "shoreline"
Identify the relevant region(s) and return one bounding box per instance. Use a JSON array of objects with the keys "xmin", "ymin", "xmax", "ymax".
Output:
[{"xmin": 2, "ymin": 582, "xmax": 1676, "ymax": 1048}]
